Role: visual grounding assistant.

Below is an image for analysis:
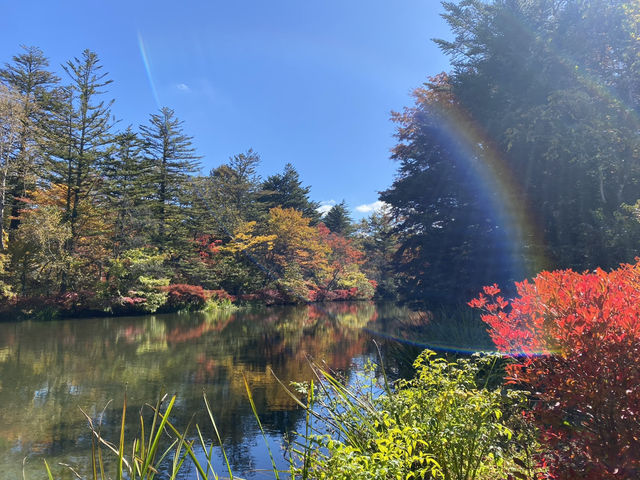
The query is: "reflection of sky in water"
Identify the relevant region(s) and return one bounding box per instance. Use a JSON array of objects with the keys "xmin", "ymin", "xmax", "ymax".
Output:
[
  {"xmin": 0, "ymin": 304, "xmax": 382, "ymax": 479},
  {"xmin": 33, "ymin": 384, "xmax": 49, "ymax": 406},
  {"xmin": 68, "ymin": 384, "xmax": 81, "ymax": 396}
]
